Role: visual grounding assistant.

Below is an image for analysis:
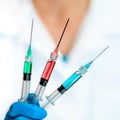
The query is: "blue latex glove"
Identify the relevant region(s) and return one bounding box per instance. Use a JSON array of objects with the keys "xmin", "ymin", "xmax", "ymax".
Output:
[{"xmin": 5, "ymin": 94, "xmax": 47, "ymax": 120}]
